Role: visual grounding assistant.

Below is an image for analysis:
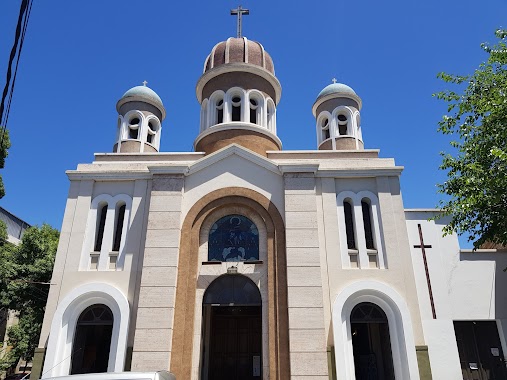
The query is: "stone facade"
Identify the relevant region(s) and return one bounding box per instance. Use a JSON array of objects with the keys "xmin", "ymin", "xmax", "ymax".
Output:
[{"xmin": 32, "ymin": 32, "xmax": 507, "ymax": 380}]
